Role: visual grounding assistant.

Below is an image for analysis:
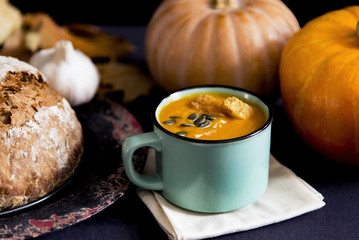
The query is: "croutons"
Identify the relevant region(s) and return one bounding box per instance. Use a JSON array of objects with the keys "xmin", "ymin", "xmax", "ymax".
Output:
[
  {"xmin": 189, "ymin": 94, "xmax": 254, "ymax": 119},
  {"xmin": 221, "ymin": 97, "xmax": 253, "ymax": 119}
]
